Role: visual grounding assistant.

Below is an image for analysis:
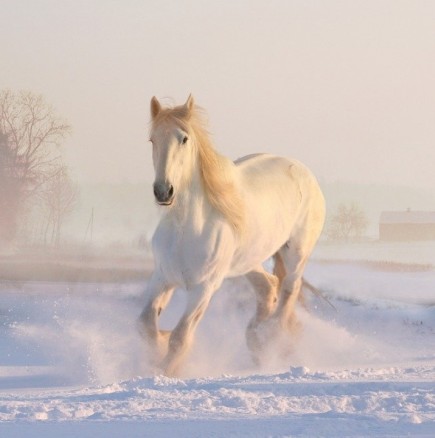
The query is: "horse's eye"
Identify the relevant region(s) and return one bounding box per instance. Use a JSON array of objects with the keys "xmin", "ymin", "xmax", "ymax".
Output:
[{"xmin": 182, "ymin": 136, "xmax": 188, "ymax": 144}]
